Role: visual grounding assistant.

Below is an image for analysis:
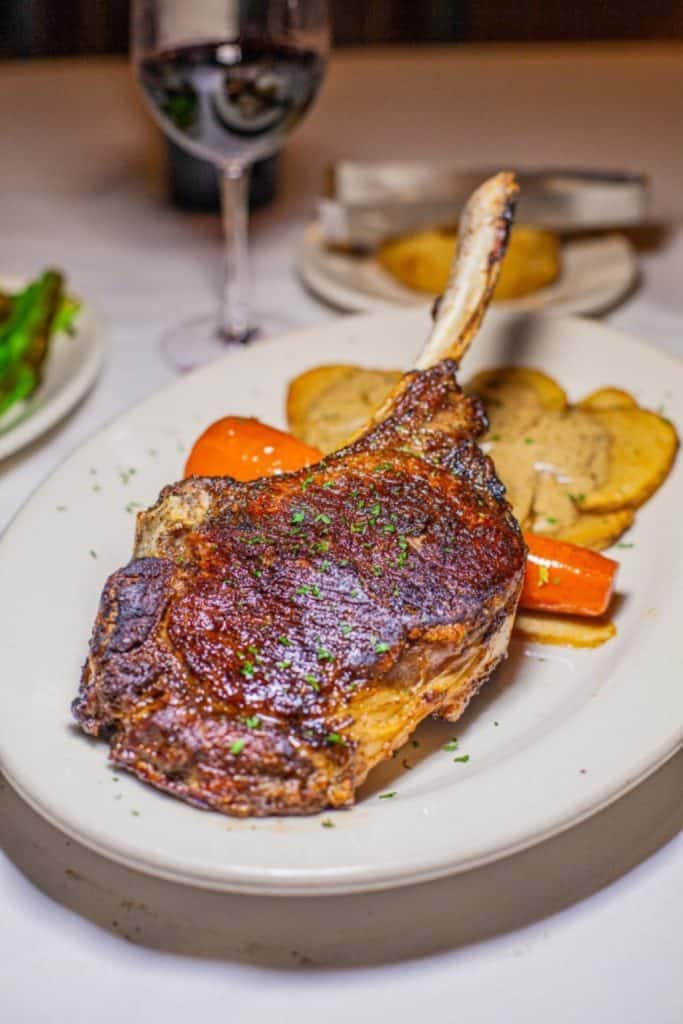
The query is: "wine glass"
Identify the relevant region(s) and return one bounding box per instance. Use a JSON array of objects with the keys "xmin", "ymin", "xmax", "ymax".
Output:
[{"xmin": 131, "ymin": 0, "xmax": 330, "ymax": 370}]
